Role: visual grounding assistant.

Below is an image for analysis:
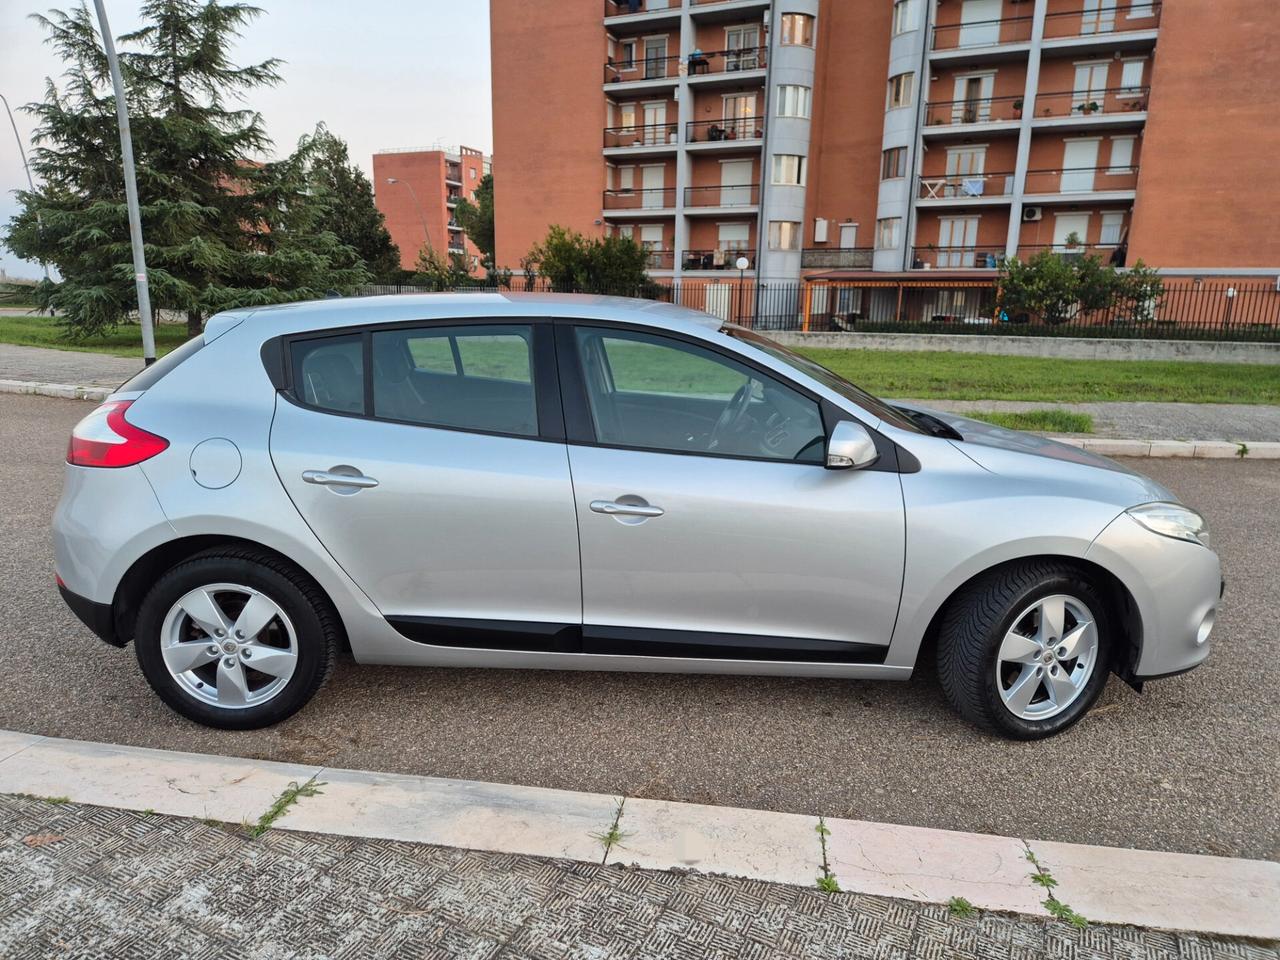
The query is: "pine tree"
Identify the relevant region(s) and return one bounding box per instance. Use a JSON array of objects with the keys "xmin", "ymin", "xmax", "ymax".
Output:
[{"xmin": 4, "ymin": 1, "xmax": 369, "ymax": 339}]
